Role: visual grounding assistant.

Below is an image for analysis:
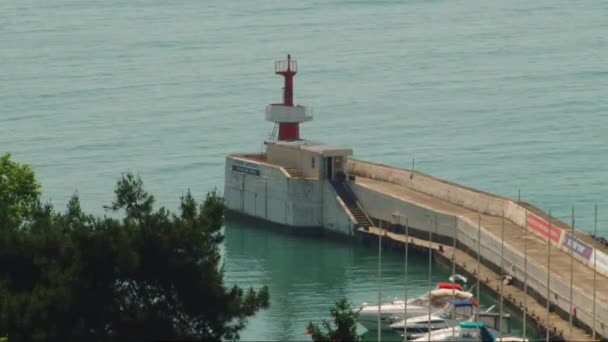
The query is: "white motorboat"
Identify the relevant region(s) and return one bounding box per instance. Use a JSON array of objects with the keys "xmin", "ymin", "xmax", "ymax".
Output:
[
  {"xmin": 412, "ymin": 321, "xmax": 528, "ymax": 342},
  {"xmin": 389, "ymin": 299, "xmax": 477, "ymax": 339},
  {"xmin": 357, "ymin": 284, "xmax": 473, "ymax": 331}
]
